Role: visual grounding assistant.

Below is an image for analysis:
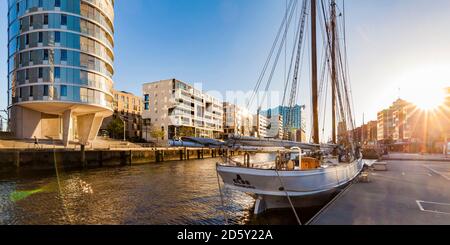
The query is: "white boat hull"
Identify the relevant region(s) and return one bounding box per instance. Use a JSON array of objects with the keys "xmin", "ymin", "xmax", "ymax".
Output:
[{"xmin": 217, "ymin": 159, "xmax": 364, "ymax": 214}]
